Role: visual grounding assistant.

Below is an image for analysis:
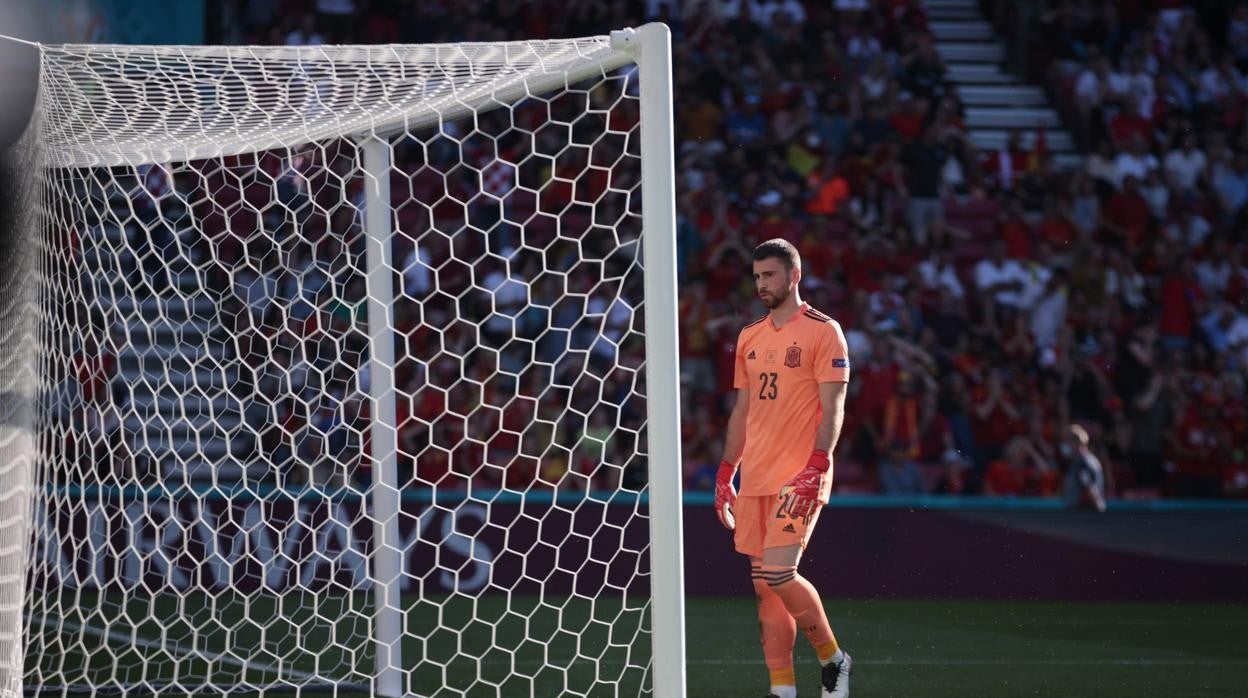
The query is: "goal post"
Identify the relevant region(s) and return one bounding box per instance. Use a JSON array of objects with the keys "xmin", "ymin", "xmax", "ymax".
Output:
[
  {"xmin": 9, "ymin": 23, "xmax": 686, "ymax": 697},
  {"xmin": 359, "ymin": 134, "xmax": 405, "ymax": 698},
  {"xmin": 632, "ymin": 23, "xmax": 686, "ymax": 697},
  {"xmin": 0, "ymin": 82, "xmax": 39, "ymax": 698}
]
